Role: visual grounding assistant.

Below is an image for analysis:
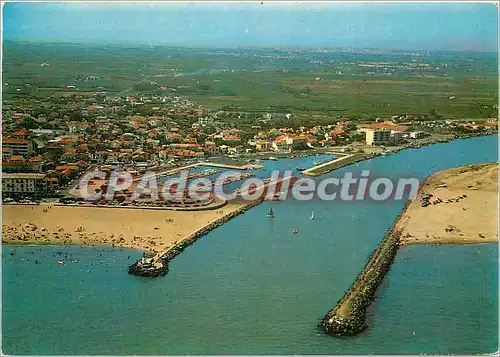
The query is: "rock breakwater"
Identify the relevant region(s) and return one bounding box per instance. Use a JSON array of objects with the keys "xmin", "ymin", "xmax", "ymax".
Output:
[
  {"xmin": 128, "ymin": 198, "xmax": 265, "ymax": 277},
  {"xmin": 321, "ymin": 200, "xmax": 412, "ymax": 336}
]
